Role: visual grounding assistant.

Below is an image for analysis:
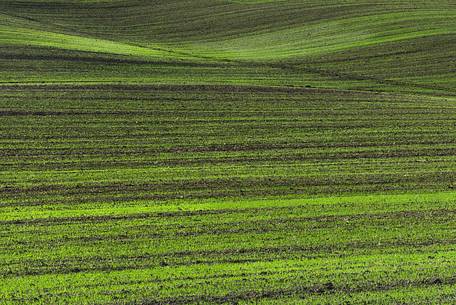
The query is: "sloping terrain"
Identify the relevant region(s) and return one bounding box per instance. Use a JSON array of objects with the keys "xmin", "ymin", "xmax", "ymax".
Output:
[{"xmin": 1, "ymin": 1, "xmax": 456, "ymax": 304}]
